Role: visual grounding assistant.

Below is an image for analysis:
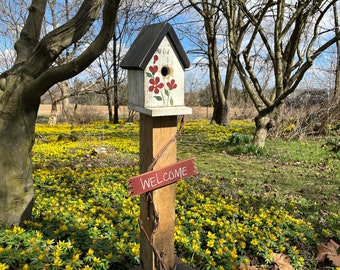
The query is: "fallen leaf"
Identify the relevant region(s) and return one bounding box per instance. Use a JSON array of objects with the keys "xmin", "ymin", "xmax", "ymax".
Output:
[
  {"xmin": 273, "ymin": 253, "xmax": 294, "ymax": 270},
  {"xmin": 316, "ymin": 240, "xmax": 340, "ymax": 266}
]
